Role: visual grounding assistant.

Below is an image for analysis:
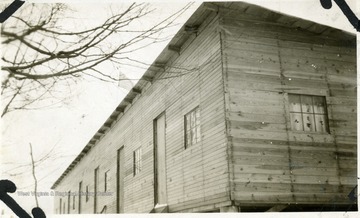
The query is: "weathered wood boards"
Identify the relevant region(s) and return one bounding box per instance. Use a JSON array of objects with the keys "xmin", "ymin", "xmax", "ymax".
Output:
[
  {"xmin": 220, "ymin": 7, "xmax": 356, "ymax": 207},
  {"xmin": 52, "ymin": 2, "xmax": 356, "ymax": 213},
  {"xmin": 53, "ymin": 10, "xmax": 231, "ymax": 213}
]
